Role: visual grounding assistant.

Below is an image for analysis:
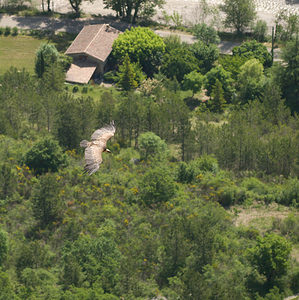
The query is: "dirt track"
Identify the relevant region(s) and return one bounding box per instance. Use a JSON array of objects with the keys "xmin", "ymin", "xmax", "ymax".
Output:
[{"xmin": 37, "ymin": 0, "xmax": 299, "ymax": 28}]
